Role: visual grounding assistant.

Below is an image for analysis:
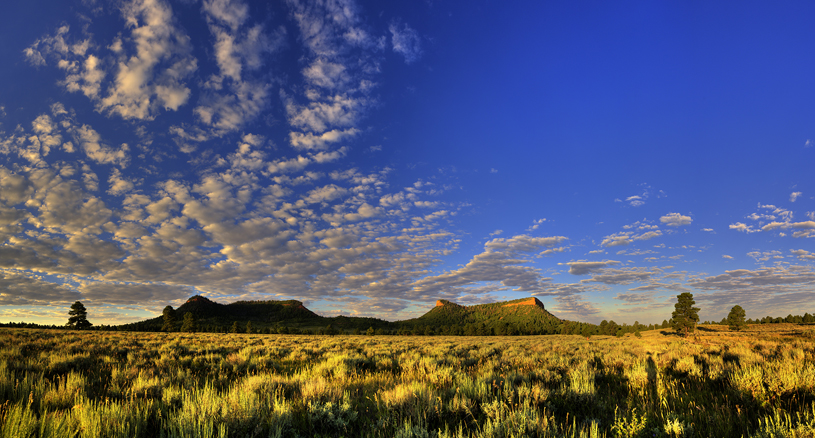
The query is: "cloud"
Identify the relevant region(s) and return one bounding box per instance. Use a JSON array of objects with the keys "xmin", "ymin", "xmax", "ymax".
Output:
[
  {"xmin": 410, "ymin": 234, "xmax": 567, "ymax": 298},
  {"xmin": 99, "ymin": 0, "xmax": 197, "ymax": 119},
  {"xmin": 660, "ymin": 213, "xmax": 692, "ymax": 227},
  {"xmin": 78, "ymin": 281, "xmax": 193, "ymax": 305},
  {"xmin": 194, "ymin": 82, "xmax": 270, "ymax": 134},
  {"xmin": 285, "ymin": 93, "xmax": 366, "ymax": 133},
  {"xmin": 791, "ymin": 249, "xmax": 815, "ymax": 261},
  {"xmin": 722, "ymin": 254, "xmax": 733, "ymax": 259},
  {"xmin": 289, "ymin": 128, "xmax": 359, "ymax": 151},
  {"xmin": 389, "ymin": 22, "xmax": 422, "ymax": 64},
  {"xmin": 73, "ymin": 125, "xmax": 130, "ymax": 167},
  {"xmin": 195, "ymin": 0, "xmax": 283, "ymax": 135},
  {"xmin": 26, "ymin": 0, "xmax": 199, "ymax": 121},
  {"xmin": 687, "ymin": 265, "xmax": 815, "ymax": 317},
  {"xmin": 600, "ymin": 230, "xmax": 662, "ymax": 247},
  {"xmin": 583, "ymin": 267, "xmax": 656, "ymax": 285},
  {"xmin": 0, "ymin": 270, "xmax": 80, "ymax": 305},
  {"xmin": 304, "ymin": 184, "xmax": 348, "ymax": 204},
  {"xmin": 528, "ymin": 218, "xmax": 547, "ymax": 231},
  {"xmin": 283, "ymin": 0, "xmax": 382, "ymax": 160},
  {"xmin": 790, "ymin": 191, "xmax": 803, "ymax": 202},
  {"xmin": 107, "ymin": 168, "xmax": 135, "ymax": 195},
  {"xmin": 614, "ymin": 292, "xmax": 653, "ymax": 304},
  {"xmin": 561, "ymin": 260, "xmax": 620, "ymax": 275},
  {"xmin": 625, "ymin": 195, "xmax": 644, "ymax": 207},
  {"xmin": 758, "ymin": 221, "xmax": 815, "ymax": 237},
  {"xmin": 729, "ymin": 222, "xmax": 758, "ymax": 233}
]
